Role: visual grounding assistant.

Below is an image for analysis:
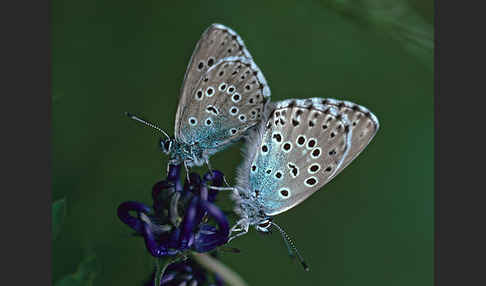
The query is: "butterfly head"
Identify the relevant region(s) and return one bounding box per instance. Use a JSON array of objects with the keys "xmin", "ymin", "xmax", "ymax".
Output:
[
  {"xmin": 236, "ymin": 198, "xmax": 273, "ymax": 233},
  {"xmin": 160, "ymin": 139, "xmax": 206, "ymax": 168},
  {"xmin": 255, "ymin": 218, "xmax": 272, "ymax": 233},
  {"xmin": 160, "ymin": 138, "xmax": 174, "ymax": 155}
]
